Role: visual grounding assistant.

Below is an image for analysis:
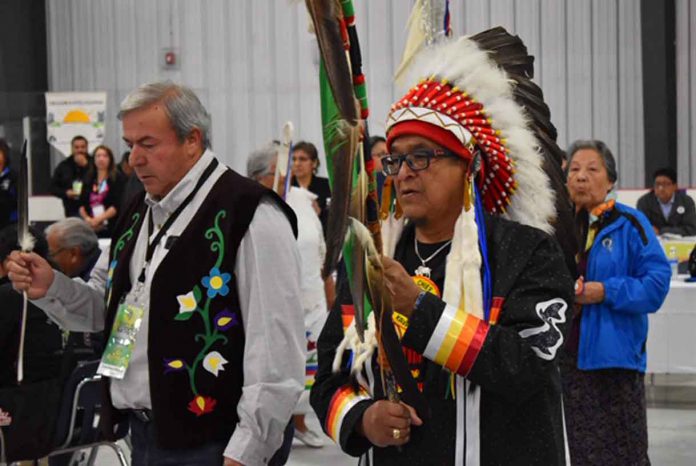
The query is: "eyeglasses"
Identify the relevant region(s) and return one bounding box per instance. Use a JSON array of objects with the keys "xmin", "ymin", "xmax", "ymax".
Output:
[{"xmin": 380, "ymin": 149, "xmax": 457, "ymax": 176}]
